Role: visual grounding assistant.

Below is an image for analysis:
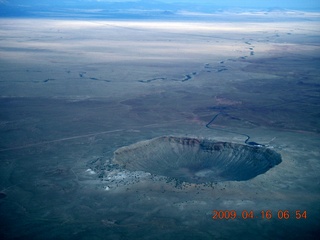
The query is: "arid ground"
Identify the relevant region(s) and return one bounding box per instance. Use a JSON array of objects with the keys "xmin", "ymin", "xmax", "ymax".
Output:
[{"xmin": 0, "ymin": 15, "xmax": 319, "ymax": 239}]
